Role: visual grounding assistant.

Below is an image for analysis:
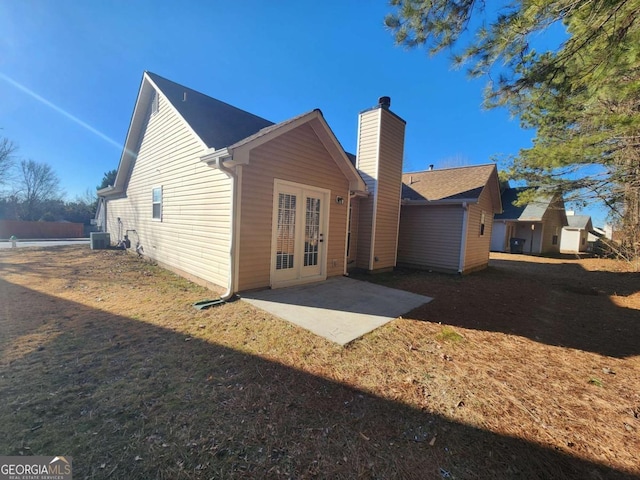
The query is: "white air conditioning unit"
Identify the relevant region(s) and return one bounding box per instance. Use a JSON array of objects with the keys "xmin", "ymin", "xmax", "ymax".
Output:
[{"xmin": 90, "ymin": 232, "xmax": 110, "ymax": 250}]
